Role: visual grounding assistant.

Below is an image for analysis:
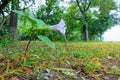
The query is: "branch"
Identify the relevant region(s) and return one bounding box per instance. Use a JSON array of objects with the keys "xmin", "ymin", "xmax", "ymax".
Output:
[
  {"xmin": 18, "ymin": 0, "xmax": 35, "ymax": 11},
  {"xmin": 0, "ymin": 0, "xmax": 9, "ymax": 13},
  {"xmin": 76, "ymin": 0, "xmax": 84, "ymax": 13},
  {"xmin": 83, "ymin": 0, "xmax": 87, "ymax": 11},
  {"xmin": 24, "ymin": 29, "xmax": 36, "ymax": 57},
  {"xmin": 0, "ymin": 11, "xmax": 9, "ymax": 29},
  {"xmin": 85, "ymin": 0, "xmax": 91, "ymax": 11},
  {"xmin": 0, "ymin": 18, "xmax": 7, "ymax": 28},
  {"xmin": 18, "ymin": 3, "xmax": 34, "ymax": 11}
]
